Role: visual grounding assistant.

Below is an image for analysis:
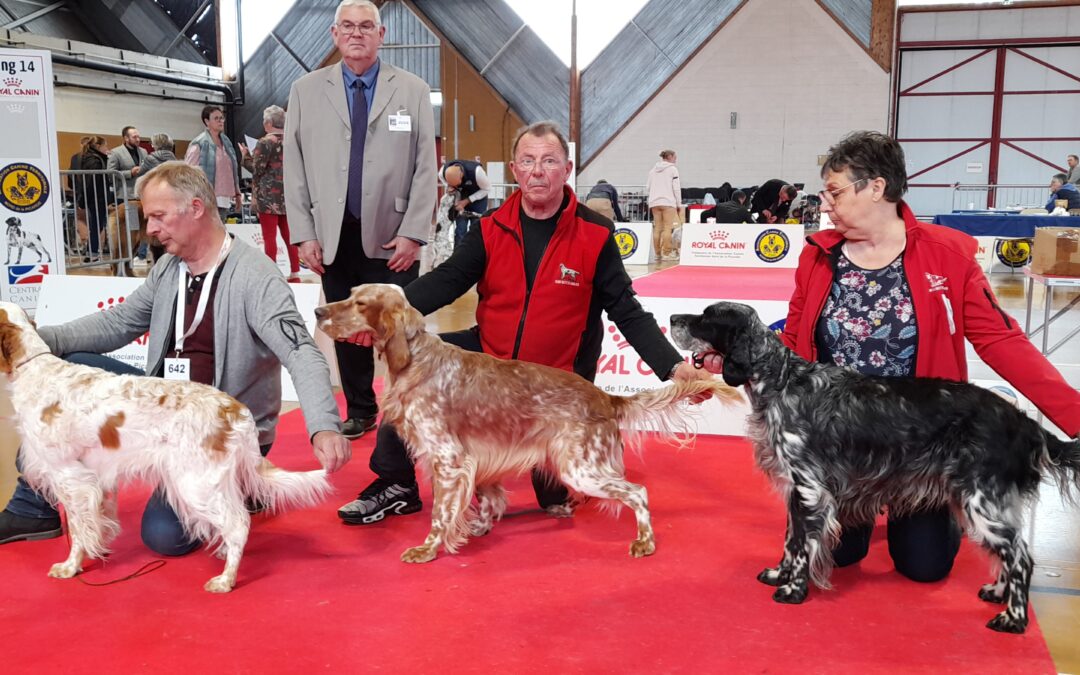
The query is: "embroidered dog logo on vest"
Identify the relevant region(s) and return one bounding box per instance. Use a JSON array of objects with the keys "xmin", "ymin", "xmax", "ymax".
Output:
[
  {"xmin": 556, "ymin": 262, "xmax": 581, "ymax": 287},
  {"xmin": 925, "ymin": 273, "xmax": 948, "ymax": 294}
]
